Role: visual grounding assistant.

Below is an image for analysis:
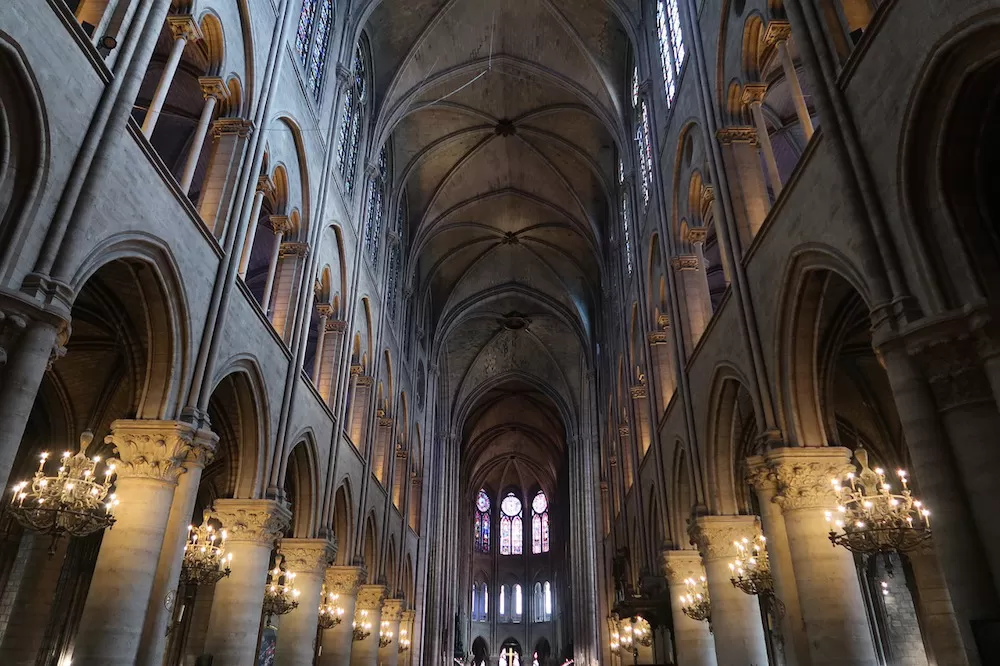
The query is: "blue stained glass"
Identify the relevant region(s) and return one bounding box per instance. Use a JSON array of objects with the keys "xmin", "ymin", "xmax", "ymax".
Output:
[
  {"xmin": 295, "ymin": 0, "xmax": 316, "ymax": 65},
  {"xmin": 657, "ymin": 1, "xmax": 677, "ymax": 106},
  {"xmin": 307, "ymin": 0, "xmax": 333, "ymax": 99},
  {"xmin": 387, "ymin": 249, "xmax": 400, "ymax": 320},
  {"xmin": 500, "ymin": 515, "xmax": 512, "ymax": 555},
  {"xmin": 337, "ymin": 47, "xmax": 367, "ymax": 197}
]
